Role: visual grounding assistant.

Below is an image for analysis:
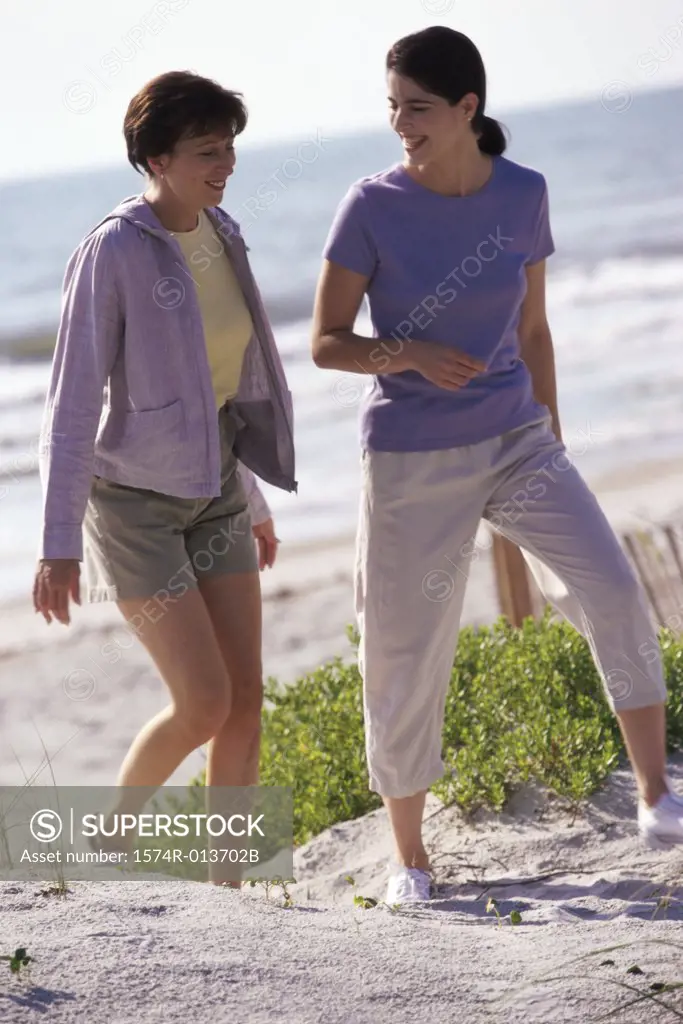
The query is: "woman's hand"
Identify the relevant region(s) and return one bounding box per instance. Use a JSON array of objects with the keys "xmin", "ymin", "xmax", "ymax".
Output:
[
  {"xmin": 33, "ymin": 559, "xmax": 81, "ymax": 625},
  {"xmin": 407, "ymin": 341, "xmax": 487, "ymax": 390},
  {"xmin": 252, "ymin": 518, "xmax": 280, "ymax": 570}
]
